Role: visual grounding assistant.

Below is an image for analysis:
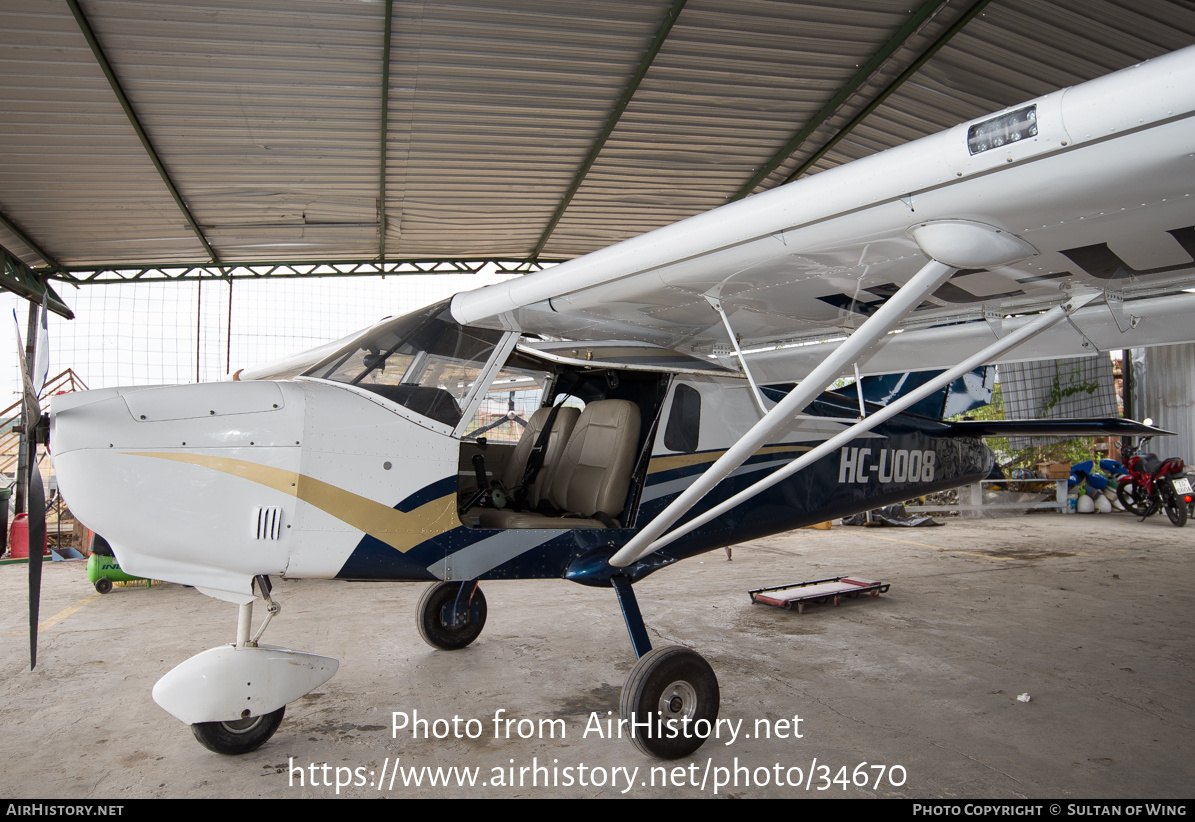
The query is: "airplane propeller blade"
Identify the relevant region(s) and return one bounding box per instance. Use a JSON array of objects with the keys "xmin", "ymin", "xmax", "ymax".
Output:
[
  {"xmin": 27, "ymin": 452, "xmax": 45, "ymax": 670},
  {"xmin": 14, "ymin": 300, "xmax": 48, "ymax": 670}
]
